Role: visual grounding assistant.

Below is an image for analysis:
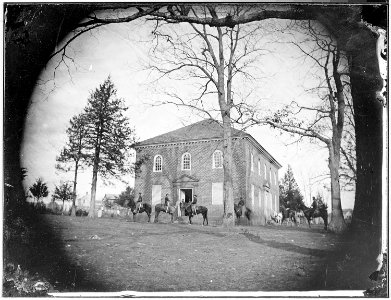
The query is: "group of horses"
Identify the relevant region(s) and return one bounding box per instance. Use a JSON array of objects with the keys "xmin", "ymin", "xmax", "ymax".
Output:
[
  {"xmin": 127, "ymin": 198, "xmax": 328, "ymax": 231},
  {"xmin": 273, "ymin": 202, "xmax": 328, "ymax": 230},
  {"xmin": 128, "ymin": 200, "xmax": 208, "ymax": 226}
]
